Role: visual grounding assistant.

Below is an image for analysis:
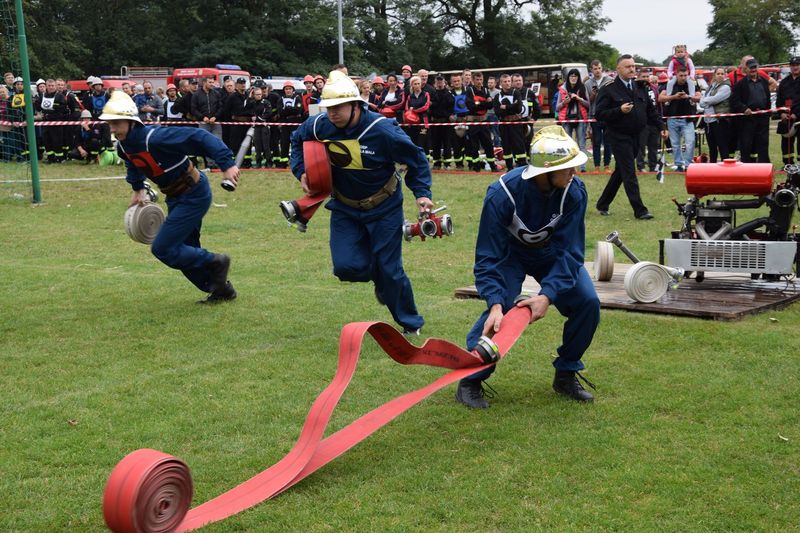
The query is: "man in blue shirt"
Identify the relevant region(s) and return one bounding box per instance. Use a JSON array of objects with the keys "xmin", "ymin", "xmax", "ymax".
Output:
[
  {"xmin": 456, "ymin": 125, "xmax": 600, "ymax": 408},
  {"xmin": 100, "ymin": 90, "xmax": 240, "ymax": 303},
  {"xmin": 290, "ymin": 71, "xmax": 434, "ymax": 335}
]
